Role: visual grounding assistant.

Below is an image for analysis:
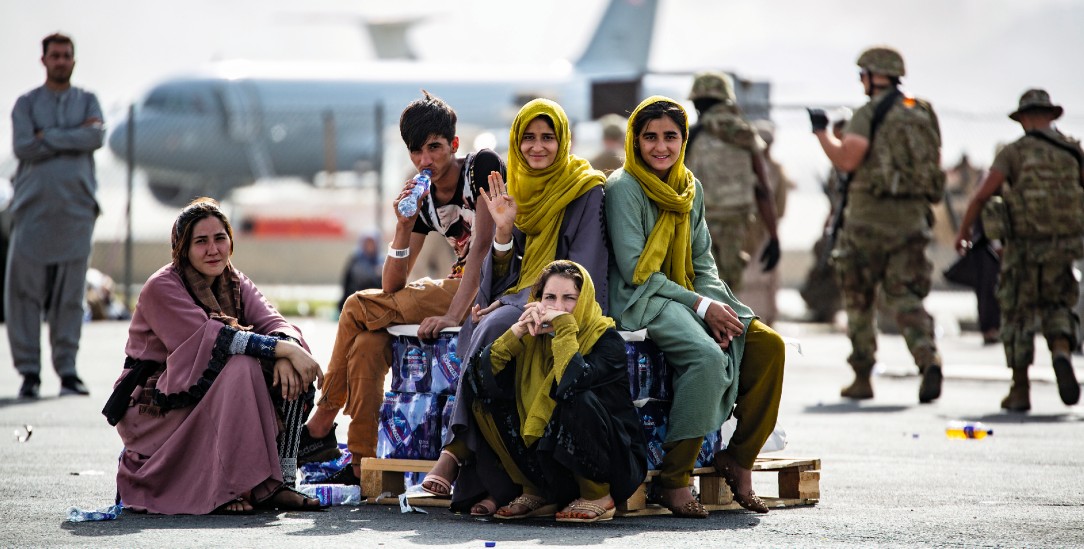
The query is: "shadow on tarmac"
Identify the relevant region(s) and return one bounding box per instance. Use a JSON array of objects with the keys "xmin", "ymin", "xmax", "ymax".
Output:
[
  {"xmin": 57, "ymin": 504, "xmax": 768, "ymax": 544},
  {"xmin": 802, "ymin": 401, "xmax": 911, "ymax": 414},
  {"xmin": 0, "ymin": 395, "xmax": 65, "ymax": 409},
  {"xmin": 962, "ymin": 412, "xmax": 1084, "ymax": 424}
]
